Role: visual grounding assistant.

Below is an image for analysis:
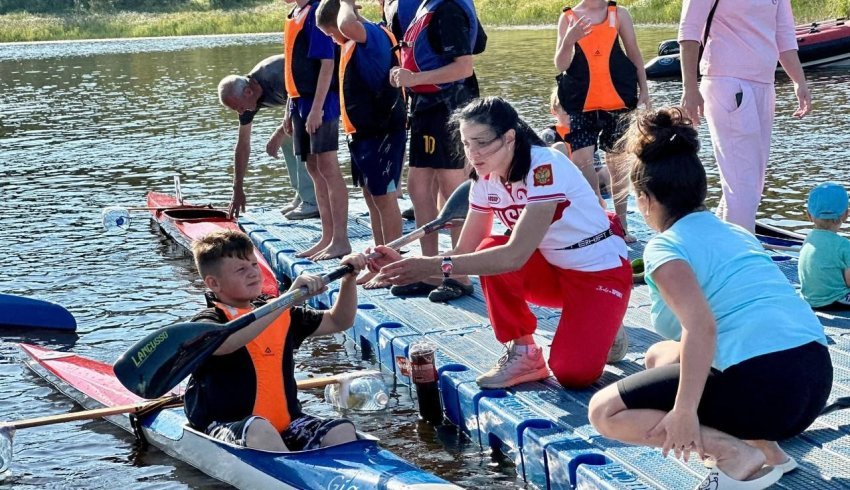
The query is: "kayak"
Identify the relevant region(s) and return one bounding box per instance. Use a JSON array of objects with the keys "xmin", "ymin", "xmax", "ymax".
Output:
[
  {"xmin": 146, "ymin": 192, "xmax": 280, "ymax": 297},
  {"xmin": 755, "ymin": 220, "xmax": 805, "ymax": 251},
  {"xmin": 645, "ymin": 18, "xmax": 850, "ymax": 79},
  {"xmin": 19, "ymin": 343, "xmax": 459, "ymax": 490},
  {"xmin": 0, "ymin": 294, "xmax": 76, "ymax": 331}
]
